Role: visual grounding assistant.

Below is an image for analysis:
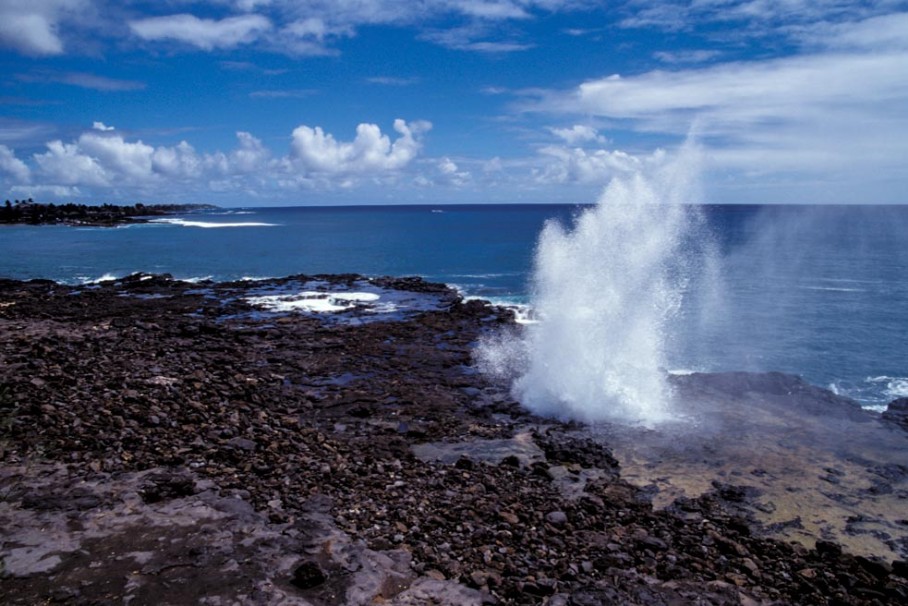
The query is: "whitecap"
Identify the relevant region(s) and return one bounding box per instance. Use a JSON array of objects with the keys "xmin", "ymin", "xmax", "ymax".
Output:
[
  {"xmin": 668, "ymin": 369, "xmax": 700, "ymax": 376},
  {"xmin": 881, "ymin": 377, "xmax": 908, "ymax": 399},
  {"xmin": 239, "ymin": 276, "xmax": 276, "ymax": 282},
  {"xmin": 150, "ymin": 218, "xmax": 277, "ymax": 228},
  {"xmin": 81, "ymin": 273, "xmax": 119, "ymax": 284},
  {"xmin": 801, "ymin": 286, "xmax": 865, "ymax": 293}
]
